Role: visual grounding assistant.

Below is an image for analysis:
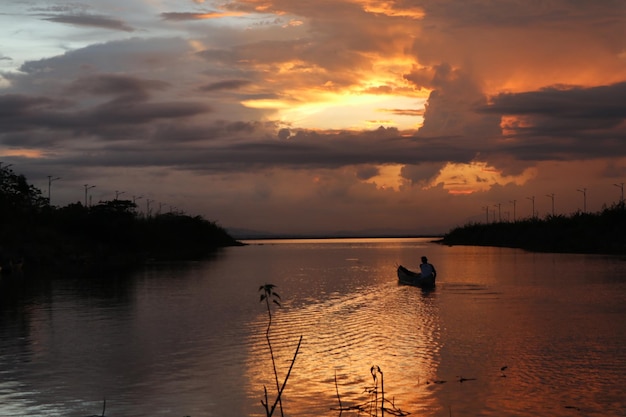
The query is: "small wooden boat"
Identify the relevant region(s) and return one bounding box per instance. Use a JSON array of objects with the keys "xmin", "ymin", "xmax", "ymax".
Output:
[{"xmin": 397, "ymin": 265, "xmax": 436, "ymax": 288}]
